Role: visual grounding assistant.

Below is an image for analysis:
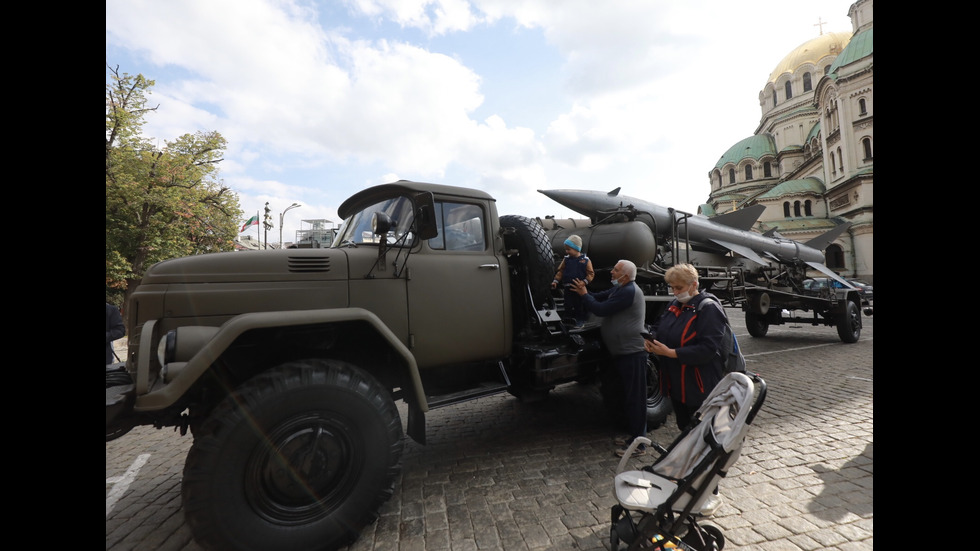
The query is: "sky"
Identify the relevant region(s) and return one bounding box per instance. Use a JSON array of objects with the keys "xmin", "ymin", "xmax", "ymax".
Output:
[{"xmin": 106, "ymin": 0, "xmax": 856, "ymax": 245}]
